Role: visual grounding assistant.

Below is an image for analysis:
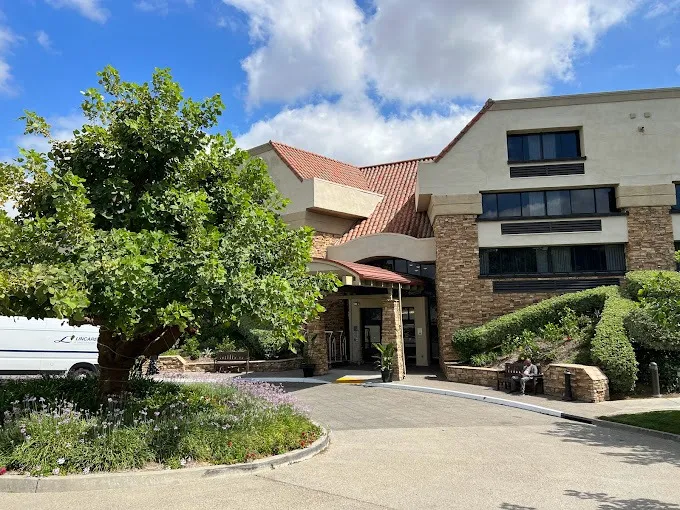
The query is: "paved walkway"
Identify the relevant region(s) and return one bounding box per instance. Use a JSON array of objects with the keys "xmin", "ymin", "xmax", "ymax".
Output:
[
  {"xmin": 240, "ymin": 366, "xmax": 680, "ymax": 419},
  {"xmin": 2, "ymin": 382, "xmax": 679, "ymax": 509}
]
